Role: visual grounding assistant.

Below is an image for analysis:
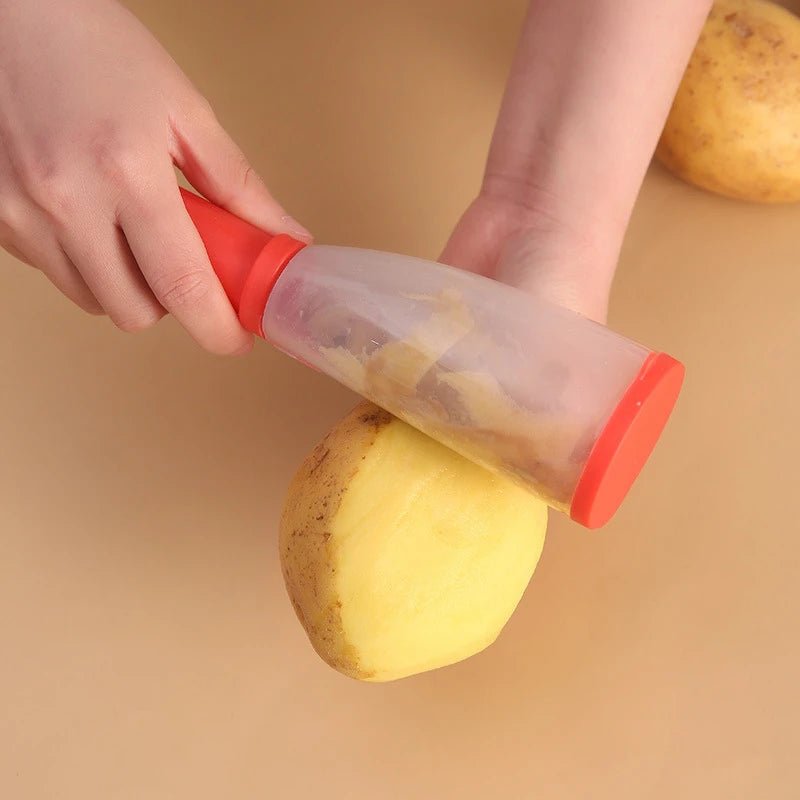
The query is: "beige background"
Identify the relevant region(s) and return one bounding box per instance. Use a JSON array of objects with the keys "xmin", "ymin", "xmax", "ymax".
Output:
[{"xmin": 2, "ymin": 1, "xmax": 799, "ymax": 797}]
